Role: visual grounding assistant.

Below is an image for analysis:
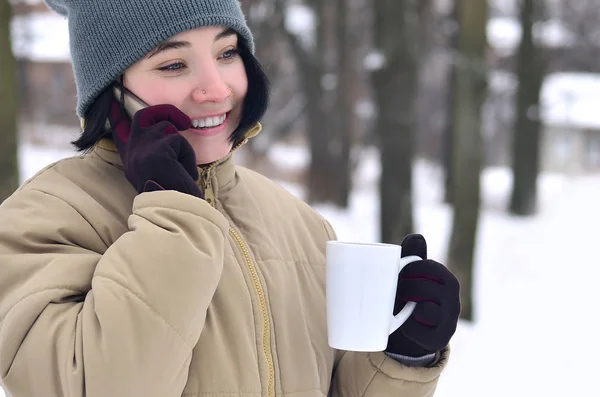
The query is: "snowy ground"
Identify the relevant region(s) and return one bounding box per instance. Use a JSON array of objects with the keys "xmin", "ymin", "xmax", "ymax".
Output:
[{"xmin": 4, "ymin": 142, "xmax": 598, "ymax": 396}]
